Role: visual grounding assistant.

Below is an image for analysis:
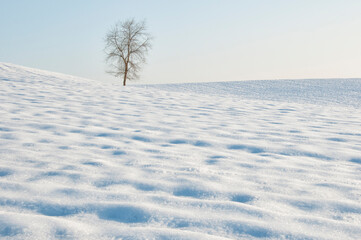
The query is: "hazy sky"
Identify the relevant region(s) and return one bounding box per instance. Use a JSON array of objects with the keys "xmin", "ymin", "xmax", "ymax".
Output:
[{"xmin": 1, "ymin": 0, "xmax": 361, "ymax": 84}]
